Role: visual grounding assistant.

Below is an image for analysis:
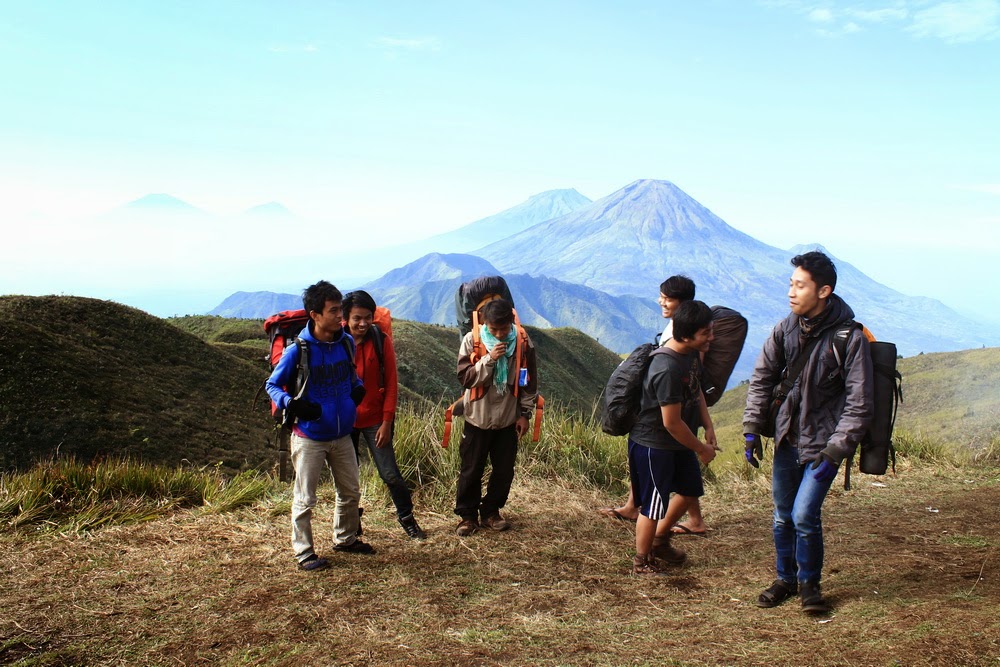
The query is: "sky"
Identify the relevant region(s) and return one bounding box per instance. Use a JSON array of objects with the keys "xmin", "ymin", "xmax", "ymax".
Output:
[{"xmin": 1, "ymin": 0, "xmax": 998, "ymax": 322}]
